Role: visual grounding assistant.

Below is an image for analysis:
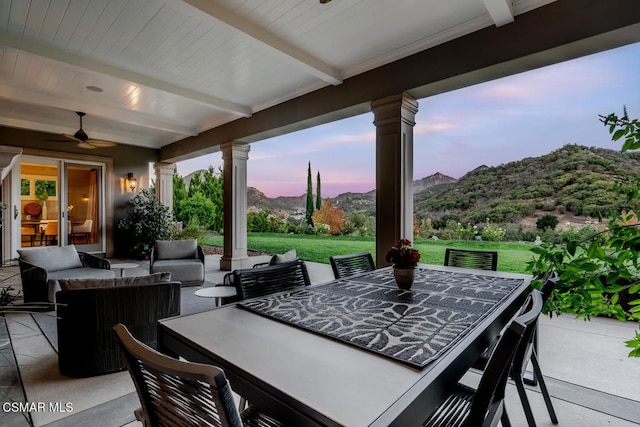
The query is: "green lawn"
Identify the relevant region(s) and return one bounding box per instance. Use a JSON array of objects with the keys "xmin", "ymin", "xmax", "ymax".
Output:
[{"xmin": 200, "ymin": 233, "xmax": 537, "ymax": 274}]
